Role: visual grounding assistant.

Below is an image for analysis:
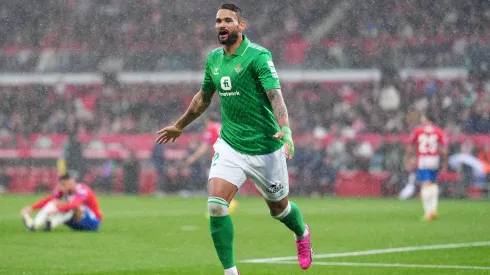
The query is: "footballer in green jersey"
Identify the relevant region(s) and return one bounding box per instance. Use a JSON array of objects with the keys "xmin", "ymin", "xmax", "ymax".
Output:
[
  {"xmin": 156, "ymin": 3, "xmax": 312, "ymax": 274},
  {"xmin": 201, "ymin": 34, "xmax": 283, "ymax": 155}
]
